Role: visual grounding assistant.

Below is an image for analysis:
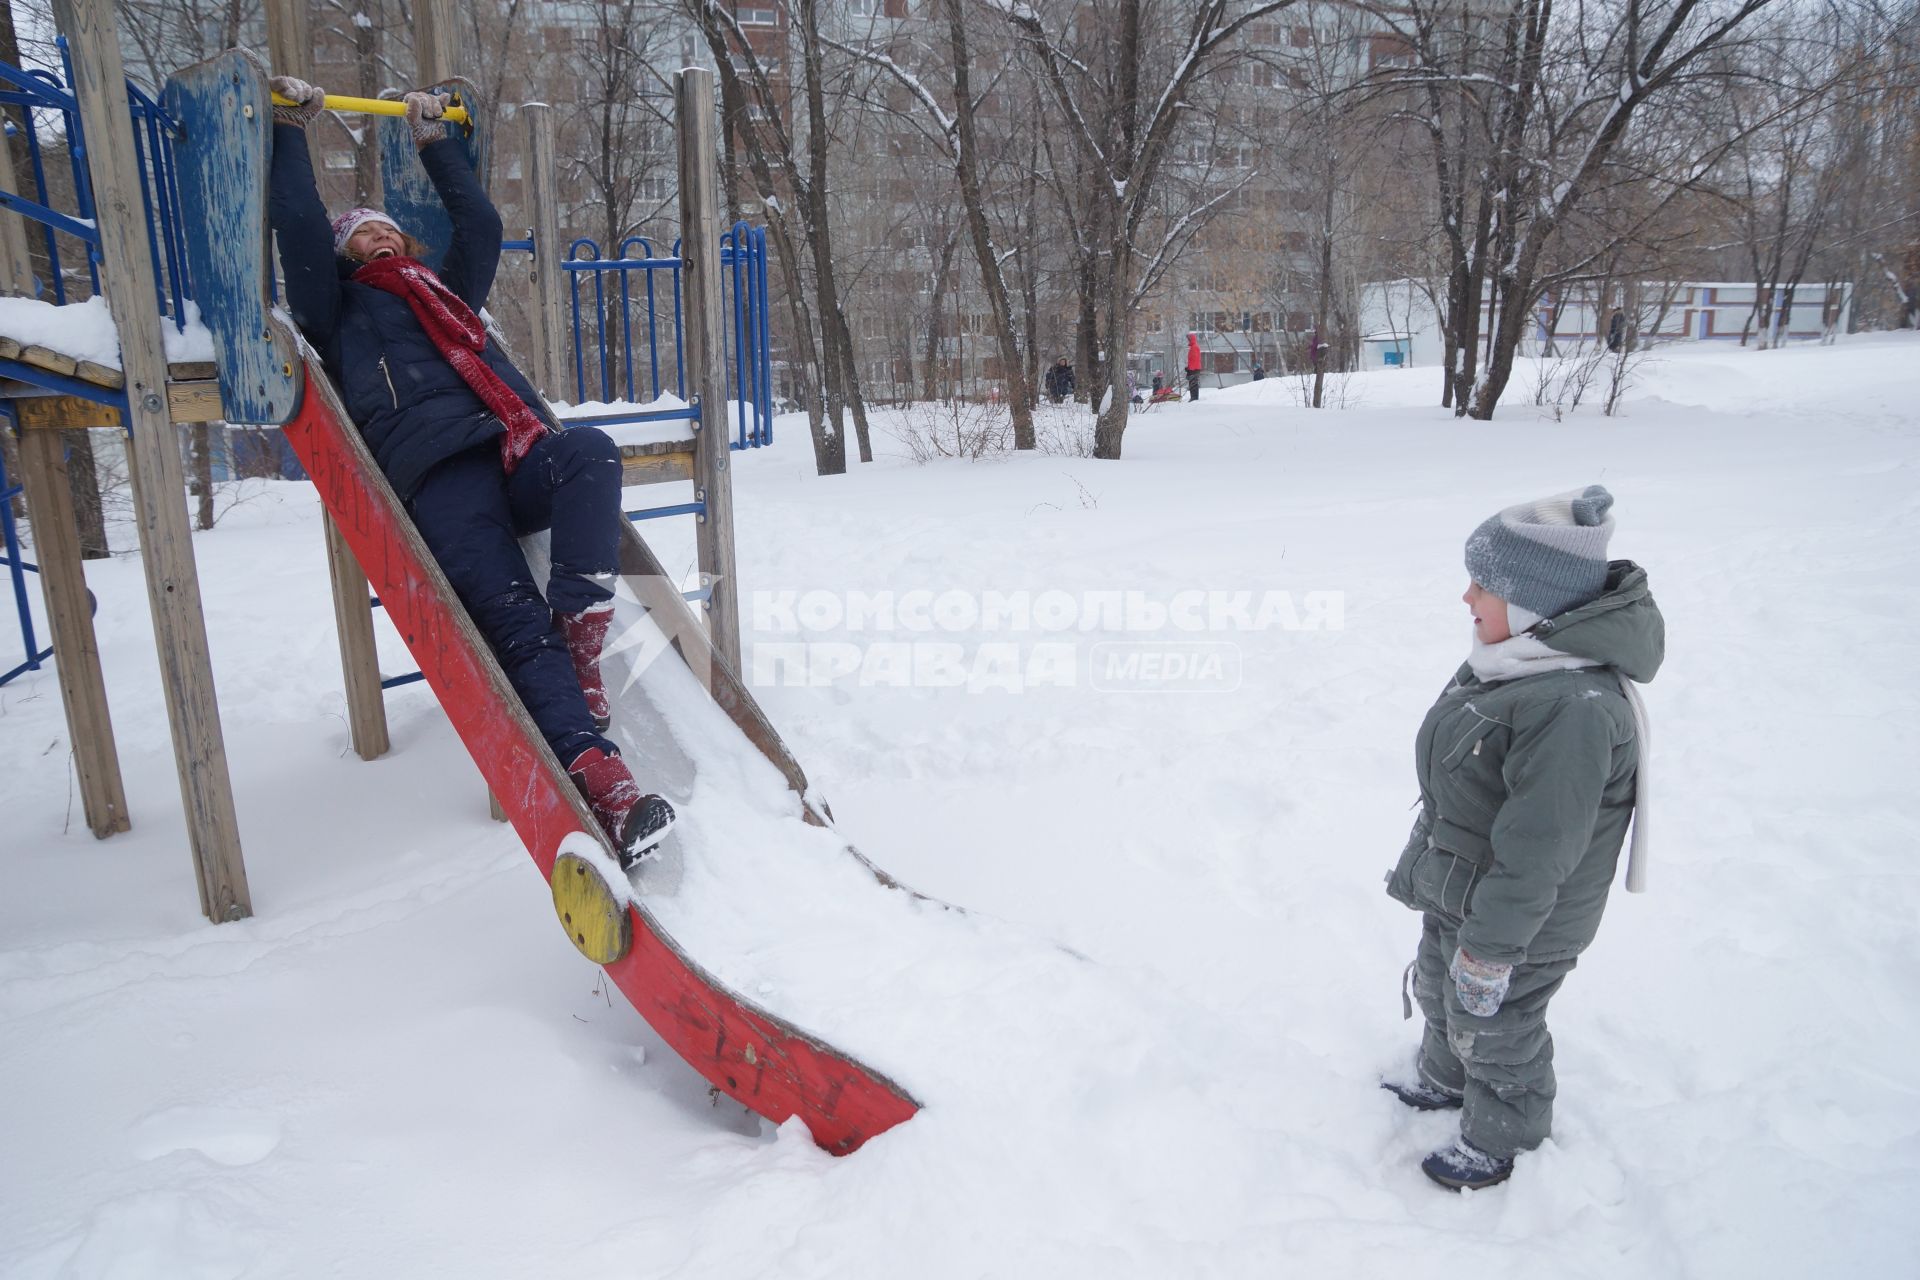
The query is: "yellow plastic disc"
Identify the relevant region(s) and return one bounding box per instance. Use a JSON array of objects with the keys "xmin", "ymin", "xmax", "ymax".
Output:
[{"xmin": 551, "ymin": 852, "xmax": 632, "ymax": 965}]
